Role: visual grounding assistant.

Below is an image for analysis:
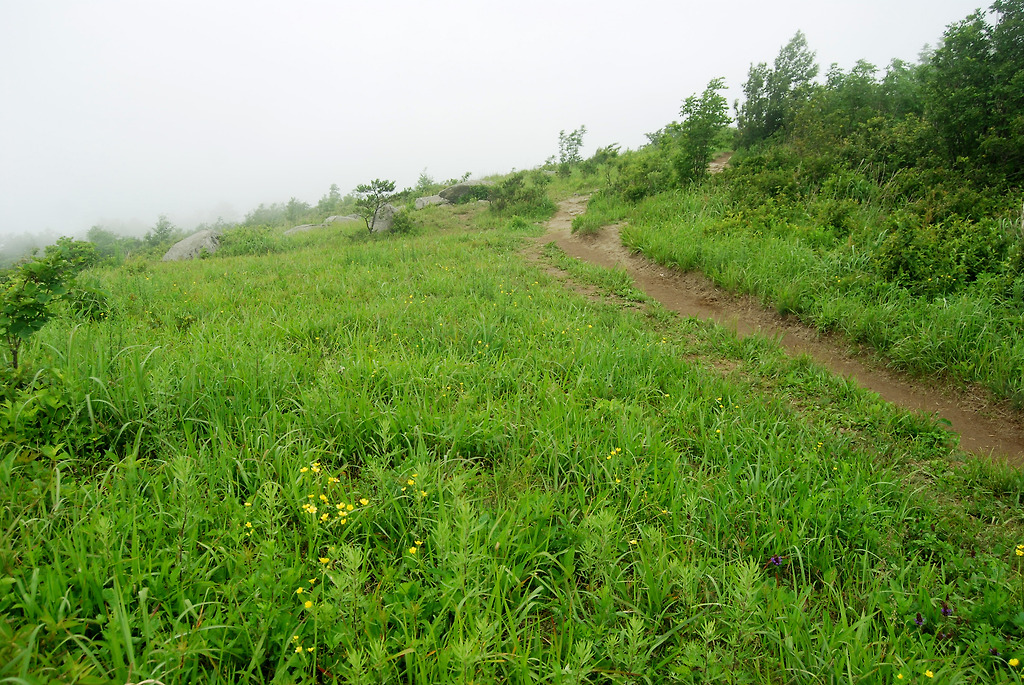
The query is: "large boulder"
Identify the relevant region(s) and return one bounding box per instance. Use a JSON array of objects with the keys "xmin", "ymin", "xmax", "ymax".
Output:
[
  {"xmin": 438, "ymin": 180, "xmax": 491, "ymax": 204},
  {"xmin": 162, "ymin": 230, "xmax": 220, "ymax": 261},
  {"xmin": 283, "ymin": 223, "xmax": 319, "ymax": 236},
  {"xmin": 370, "ymin": 204, "xmax": 403, "ymax": 233},
  {"xmin": 414, "ymin": 195, "xmax": 448, "ymax": 210},
  {"xmin": 324, "ymin": 214, "xmax": 361, "ymax": 223}
]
